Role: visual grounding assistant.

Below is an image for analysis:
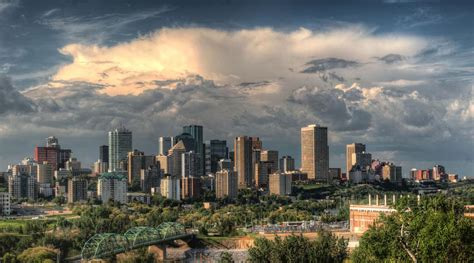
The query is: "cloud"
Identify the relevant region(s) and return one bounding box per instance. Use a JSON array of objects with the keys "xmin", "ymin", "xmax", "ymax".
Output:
[
  {"xmin": 1, "ymin": 25, "xmax": 472, "ymax": 176},
  {"xmin": 0, "ymin": 0, "xmax": 18, "ymax": 14},
  {"xmin": 50, "ymin": 26, "xmax": 429, "ymax": 95},
  {"xmin": 37, "ymin": 7, "xmax": 173, "ymax": 44},
  {"xmin": 301, "ymin": 58, "xmax": 359, "ymax": 73},
  {"xmin": 378, "ymin": 54, "xmax": 404, "ymax": 64},
  {"xmin": 0, "ymin": 76, "xmax": 36, "ymax": 114}
]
